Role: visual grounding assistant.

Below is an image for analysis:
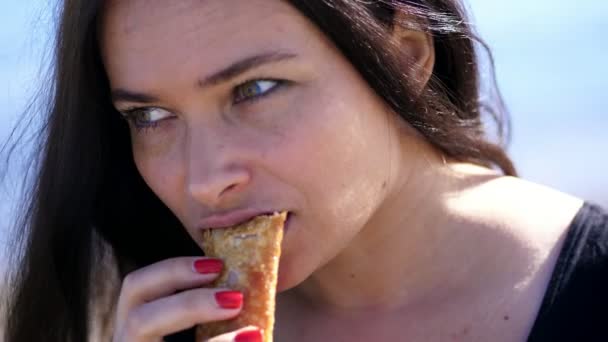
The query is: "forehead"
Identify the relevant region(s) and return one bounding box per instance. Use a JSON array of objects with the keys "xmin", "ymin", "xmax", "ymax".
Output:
[{"xmin": 100, "ymin": 0, "xmax": 322, "ymax": 88}]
